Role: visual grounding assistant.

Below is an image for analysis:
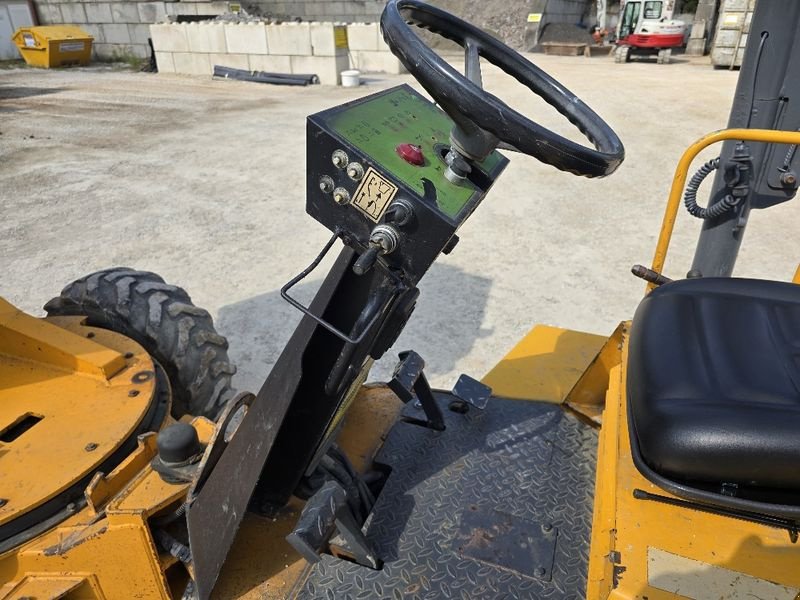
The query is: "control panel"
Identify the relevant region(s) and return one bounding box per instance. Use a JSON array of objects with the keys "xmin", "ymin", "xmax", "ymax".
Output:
[{"xmin": 306, "ymin": 85, "xmax": 508, "ymax": 284}]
